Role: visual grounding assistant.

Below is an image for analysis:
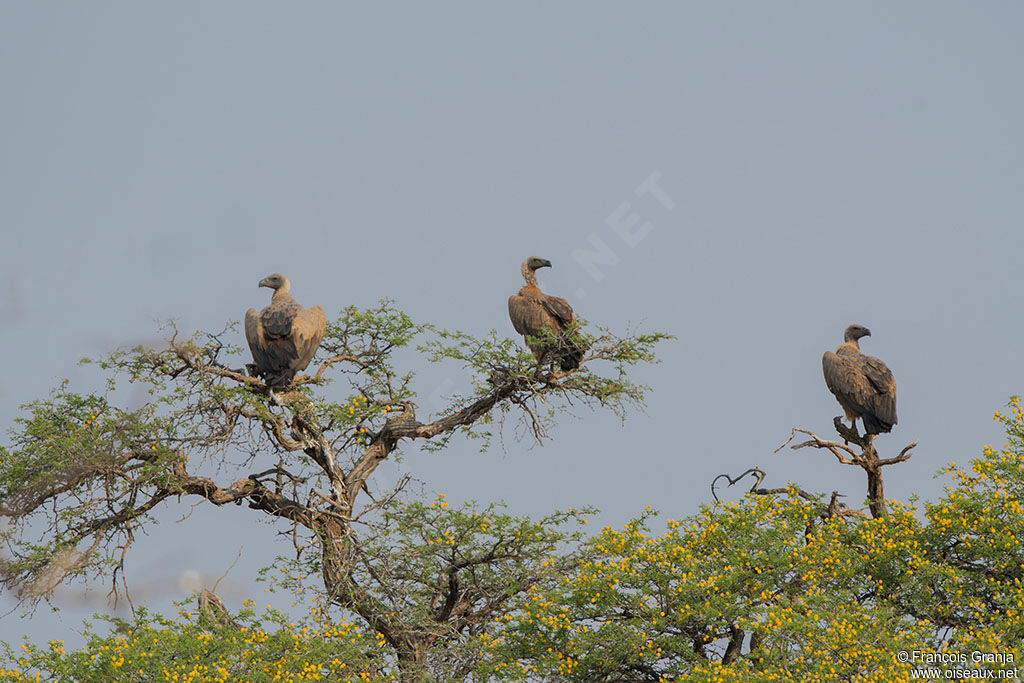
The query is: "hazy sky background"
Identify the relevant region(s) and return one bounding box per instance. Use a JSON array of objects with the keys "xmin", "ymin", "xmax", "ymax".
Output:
[{"xmin": 2, "ymin": 2, "xmax": 1022, "ymax": 648}]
